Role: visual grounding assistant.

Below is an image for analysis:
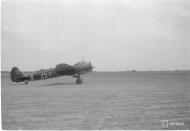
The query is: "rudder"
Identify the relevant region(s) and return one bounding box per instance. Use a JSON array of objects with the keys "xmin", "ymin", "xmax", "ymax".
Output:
[{"xmin": 10, "ymin": 67, "xmax": 25, "ymax": 82}]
